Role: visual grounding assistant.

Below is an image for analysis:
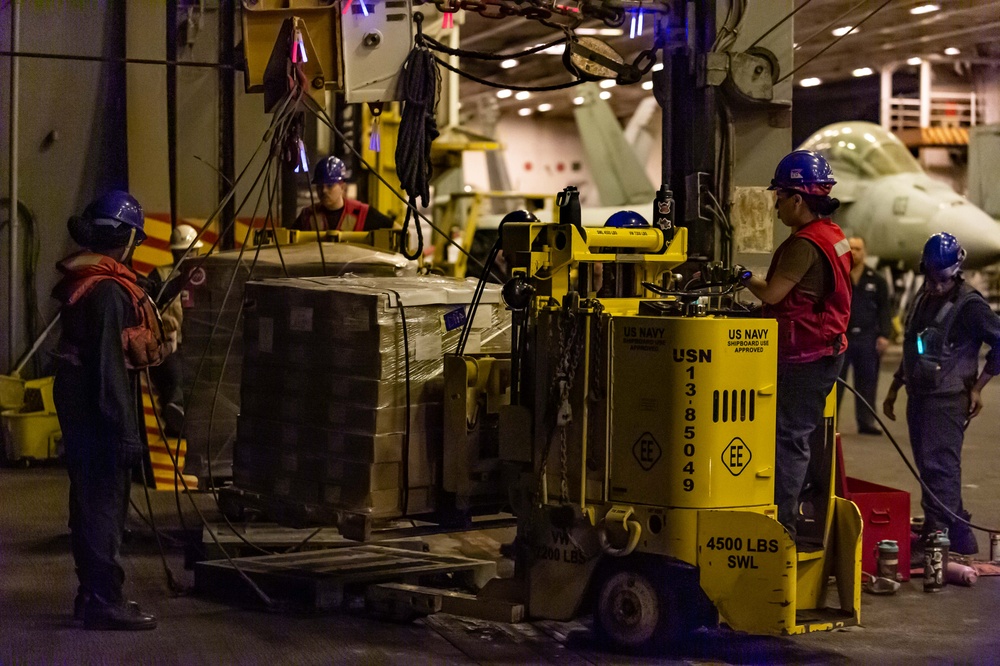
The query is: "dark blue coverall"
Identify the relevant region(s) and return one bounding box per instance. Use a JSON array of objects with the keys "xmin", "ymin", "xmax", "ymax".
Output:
[
  {"xmin": 837, "ymin": 266, "xmax": 892, "ymax": 432},
  {"xmin": 897, "ymin": 283, "xmax": 1000, "ymax": 555},
  {"xmin": 53, "ymin": 280, "xmax": 144, "ymax": 605}
]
